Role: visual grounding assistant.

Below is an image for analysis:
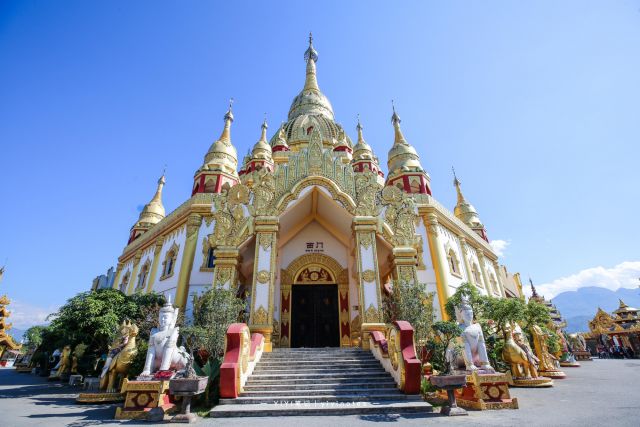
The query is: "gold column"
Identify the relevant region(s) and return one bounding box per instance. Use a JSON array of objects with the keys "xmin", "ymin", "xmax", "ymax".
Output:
[
  {"xmin": 492, "ymin": 259, "xmax": 507, "ymax": 298},
  {"xmin": 249, "ymin": 216, "xmax": 279, "ymax": 352},
  {"xmin": 212, "ymin": 246, "xmax": 240, "ymax": 288},
  {"xmin": 459, "ymin": 237, "xmax": 475, "ymax": 287},
  {"xmin": 125, "ymin": 251, "xmax": 143, "ymax": 295},
  {"xmin": 422, "ymin": 211, "xmax": 450, "ymax": 320},
  {"xmin": 145, "ymin": 237, "xmax": 165, "ymax": 293},
  {"xmin": 391, "ymin": 246, "xmax": 419, "ymax": 286},
  {"xmin": 175, "ymin": 214, "xmax": 202, "ymax": 309},
  {"xmin": 477, "ymin": 250, "xmax": 493, "ymax": 296},
  {"xmin": 112, "ymin": 262, "xmax": 124, "ymax": 290},
  {"xmin": 353, "ymin": 216, "xmax": 384, "ymax": 350}
]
